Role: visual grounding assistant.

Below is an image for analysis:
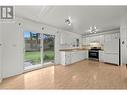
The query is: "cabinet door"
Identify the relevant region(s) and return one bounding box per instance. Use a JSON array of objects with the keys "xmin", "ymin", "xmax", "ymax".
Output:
[
  {"xmin": 85, "ymin": 37, "xmax": 89, "ymax": 45},
  {"xmin": 88, "ymin": 37, "xmax": 92, "ymax": 43},
  {"xmin": 82, "ymin": 37, "xmax": 88, "ymax": 45},
  {"xmin": 90, "ymin": 36, "xmax": 97, "ymax": 43},
  {"xmin": 84, "ymin": 51, "xmax": 88, "ymax": 59},
  {"xmin": 99, "ymin": 35, "xmax": 104, "ymax": 45},
  {"xmin": 71, "ymin": 52, "xmax": 78, "ymax": 63},
  {"xmin": 65, "ymin": 52, "xmax": 71, "ymax": 64},
  {"xmin": 96, "ymin": 35, "xmax": 101, "ymax": 43},
  {"xmin": 94, "ymin": 35, "xmax": 101, "ymax": 43},
  {"xmin": 92, "ymin": 36, "xmax": 97, "ymax": 42},
  {"xmin": 104, "ymin": 33, "xmax": 119, "ymax": 53},
  {"xmin": 77, "ymin": 51, "xmax": 84, "ymax": 61},
  {"xmin": 82, "ymin": 38, "xmax": 86, "ymax": 45},
  {"xmin": 99, "ymin": 51, "xmax": 104, "ymax": 62},
  {"xmin": 104, "ymin": 53, "xmax": 119, "ymax": 65}
]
